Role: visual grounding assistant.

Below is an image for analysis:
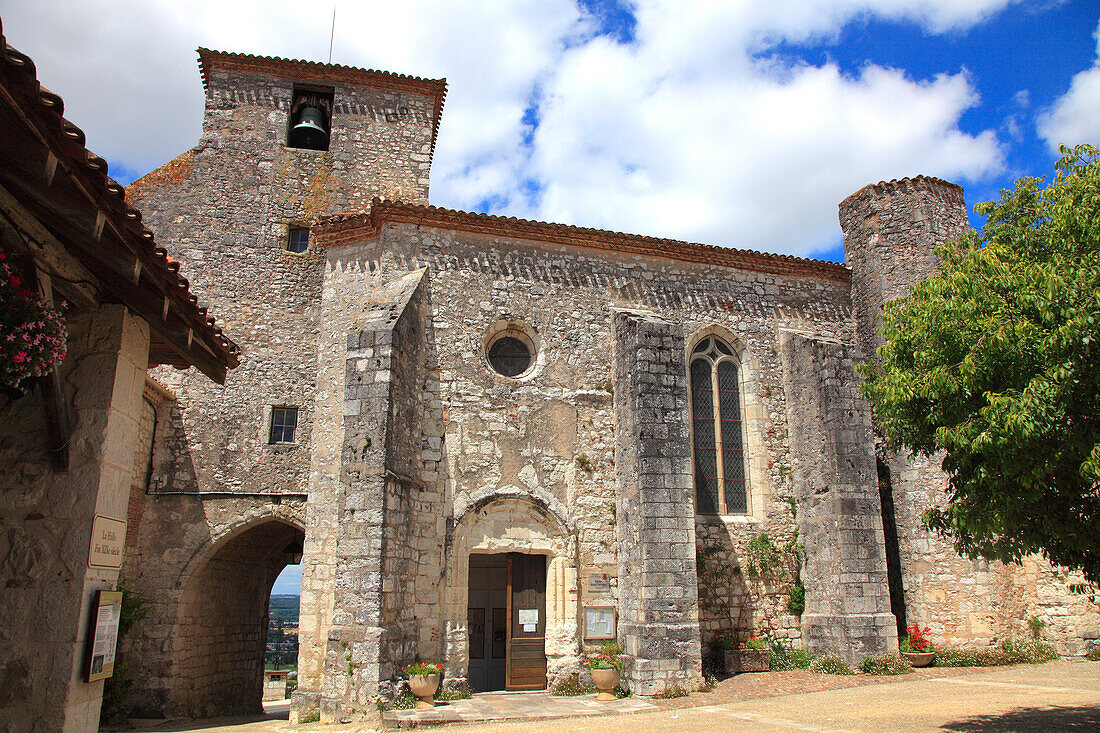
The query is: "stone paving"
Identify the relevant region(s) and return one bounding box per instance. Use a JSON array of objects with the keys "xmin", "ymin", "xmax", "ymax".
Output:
[
  {"xmin": 380, "ymin": 690, "xmax": 657, "ymax": 726},
  {"xmin": 117, "ymin": 660, "xmax": 1099, "ymax": 732}
]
